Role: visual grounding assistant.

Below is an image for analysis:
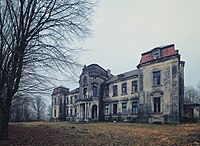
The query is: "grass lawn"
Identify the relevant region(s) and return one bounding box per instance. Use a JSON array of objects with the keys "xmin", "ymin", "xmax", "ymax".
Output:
[{"xmin": 0, "ymin": 121, "xmax": 200, "ymax": 145}]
